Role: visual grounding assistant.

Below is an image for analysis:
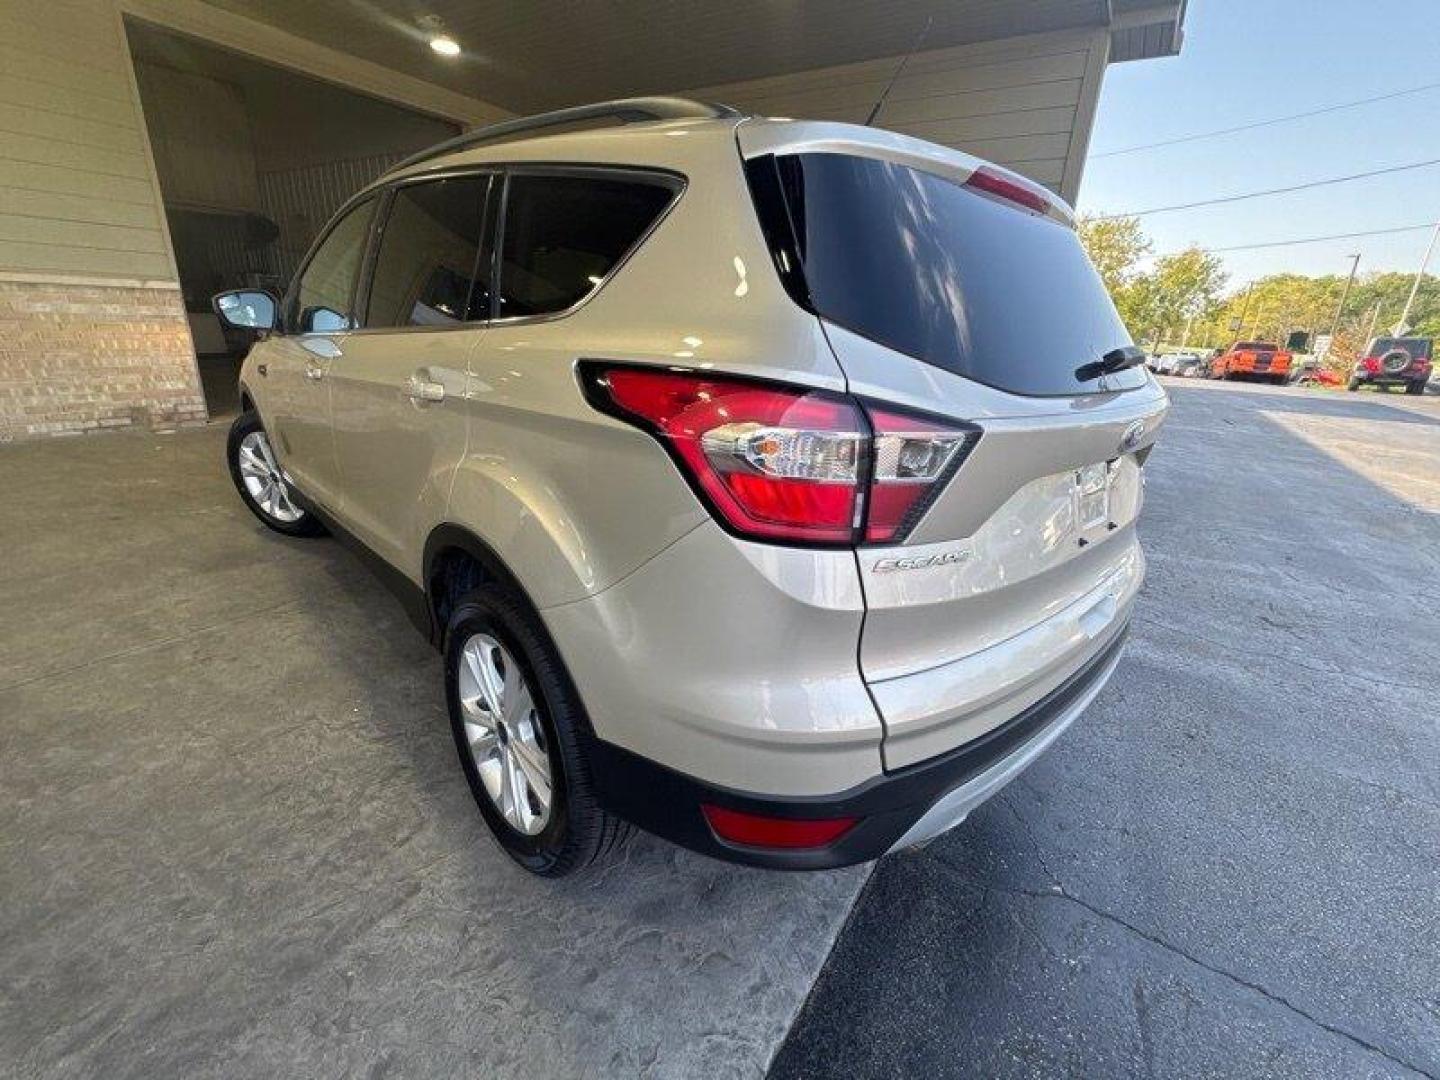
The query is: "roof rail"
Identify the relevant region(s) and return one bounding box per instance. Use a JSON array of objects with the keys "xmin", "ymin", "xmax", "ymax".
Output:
[{"xmin": 385, "ymin": 97, "xmax": 742, "ymax": 176}]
